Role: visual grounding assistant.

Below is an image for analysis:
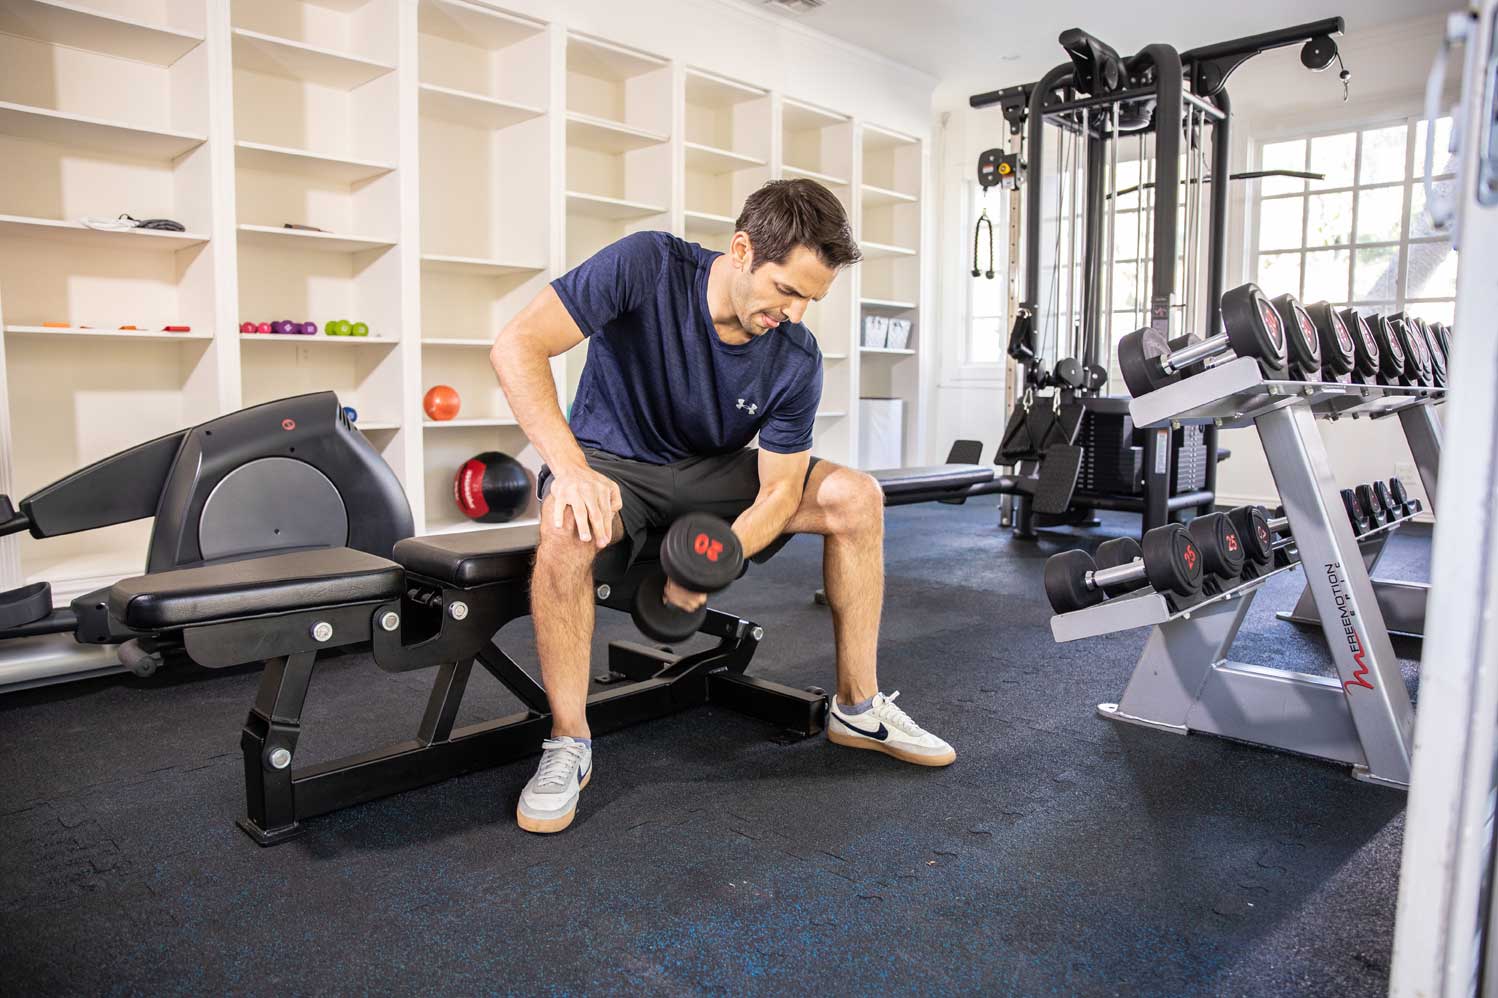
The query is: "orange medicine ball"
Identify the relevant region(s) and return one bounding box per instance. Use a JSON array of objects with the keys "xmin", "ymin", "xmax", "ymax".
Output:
[{"xmin": 423, "ymin": 384, "xmax": 461, "ymax": 421}]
